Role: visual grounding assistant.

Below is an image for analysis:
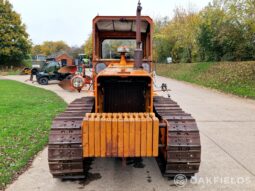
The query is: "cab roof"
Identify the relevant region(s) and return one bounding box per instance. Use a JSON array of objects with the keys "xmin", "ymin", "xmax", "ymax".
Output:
[{"xmin": 93, "ymin": 16, "xmax": 153, "ymax": 33}]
